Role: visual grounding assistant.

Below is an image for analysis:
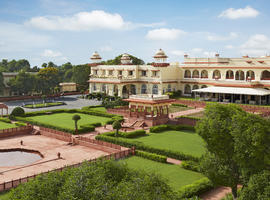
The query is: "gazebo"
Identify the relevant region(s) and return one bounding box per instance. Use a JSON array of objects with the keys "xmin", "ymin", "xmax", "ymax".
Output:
[
  {"xmin": 123, "ymin": 94, "xmax": 175, "ymax": 126},
  {"xmin": 0, "ymin": 103, "xmax": 8, "ymax": 117}
]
